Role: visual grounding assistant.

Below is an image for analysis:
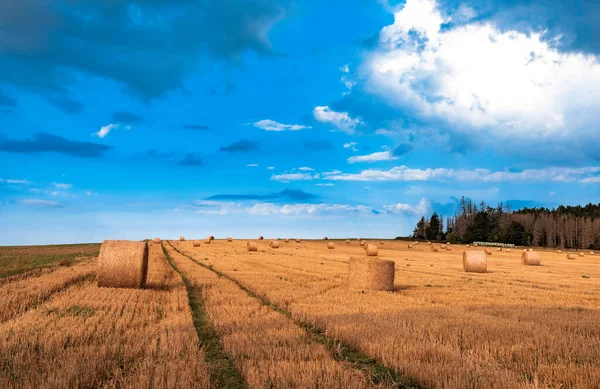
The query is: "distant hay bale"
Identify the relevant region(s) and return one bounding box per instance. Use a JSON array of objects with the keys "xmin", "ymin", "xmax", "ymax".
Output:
[
  {"xmin": 346, "ymin": 239, "xmax": 350, "ymax": 244},
  {"xmin": 473, "ymin": 243, "xmax": 478, "ymax": 247},
  {"xmin": 590, "ymin": 251, "xmax": 595, "ymax": 255},
  {"xmin": 193, "ymin": 240, "xmax": 201, "ymax": 247},
  {"xmin": 180, "ymin": 236, "xmax": 185, "ymax": 241},
  {"xmin": 284, "ymin": 238, "xmax": 290, "ymax": 243},
  {"xmin": 295, "ymin": 238, "xmax": 301, "ymax": 243},
  {"xmin": 365, "ymin": 244, "xmax": 378, "ymax": 256},
  {"xmin": 209, "ymin": 236, "xmax": 214, "ymax": 241},
  {"xmin": 414, "ymin": 241, "xmax": 419, "ymax": 245},
  {"xmin": 247, "ymin": 242, "xmax": 257, "ymax": 251},
  {"xmin": 327, "ymin": 242, "xmax": 335, "ymax": 249},
  {"xmin": 557, "ymin": 249, "xmax": 563, "ymax": 254},
  {"xmin": 462, "ymin": 250, "xmax": 487, "ymax": 273},
  {"xmin": 323, "ymin": 237, "xmax": 328, "ymax": 240},
  {"xmin": 227, "ymin": 237, "xmax": 233, "ymax": 242},
  {"xmin": 579, "ymin": 252, "xmax": 585, "ymax": 257},
  {"xmin": 466, "ymin": 244, "xmax": 470, "ymax": 248},
  {"xmin": 446, "ymin": 246, "xmax": 452, "ymax": 251},
  {"xmin": 97, "ymin": 240, "xmax": 148, "ymax": 289},
  {"xmin": 440, "ymin": 244, "xmax": 447, "ymax": 249},
  {"xmin": 431, "ymin": 246, "xmax": 438, "ymax": 252},
  {"xmin": 269, "ymin": 239, "xmax": 274, "ymax": 246},
  {"xmin": 447, "ymin": 242, "xmax": 451, "ymax": 245},
  {"xmin": 485, "ymin": 248, "xmax": 492, "ymax": 255},
  {"xmin": 506, "ymin": 249, "xmax": 511, "ymax": 253},
  {"xmin": 271, "ymin": 241, "xmax": 280, "ymax": 249},
  {"xmin": 380, "ymin": 241, "xmax": 384, "ymax": 245},
  {"xmin": 152, "ymin": 238, "xmax": 160, "ymax": 244},
  {"xmin": 204, "ymin": 238, "xmax": 211, "ymax": 244},
  {"xmin": 497, "ymin": 248, "xmax": 502, "ymax": 252},
  {"xmin": 407, "ymin": 244, "xmax": 413, "ymax": 249},
  {"xmin": 427, "ymin": 242, "xmax": 431, "ymax": 245},
  {"xmin": 360, "ymin": 241, "xmax": 365, "ymax": 246},
  {"xmin": 567, "ymin": 253, "xmax": 576, "ymax": 260},
  {"xmin": 258, "ymin": 236, "xmax": 264, "ymax": 240},
  {"xmin": 528, "ymin": 248, "xmax": 532, "ymax": 252},
  {"xmin": 347, "ymin": 257, "xmax": 394, "ymax": 291},
  {"xmin": 521, "ymin": 251, "xmax": 541, "ymax": 266}
]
